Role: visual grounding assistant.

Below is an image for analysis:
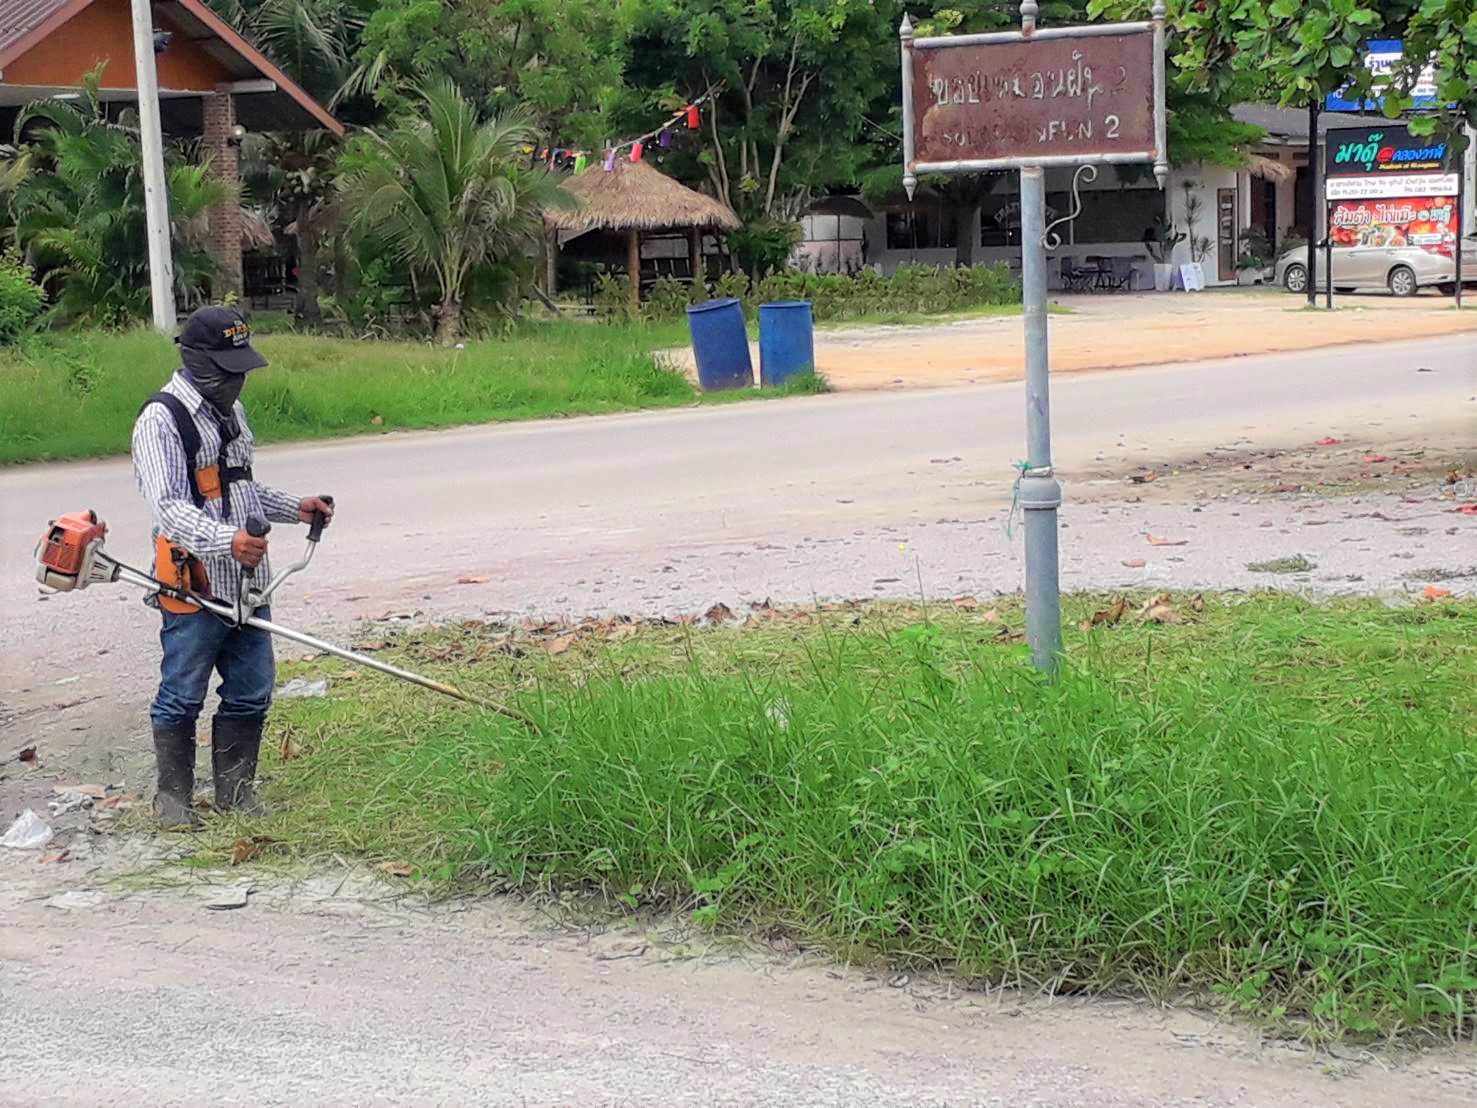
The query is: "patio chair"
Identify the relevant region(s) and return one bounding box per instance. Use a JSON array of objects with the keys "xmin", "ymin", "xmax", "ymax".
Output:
[{"xmin": 1059, "ymin": 256, "xmax": 1095, "ymax": 293}]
